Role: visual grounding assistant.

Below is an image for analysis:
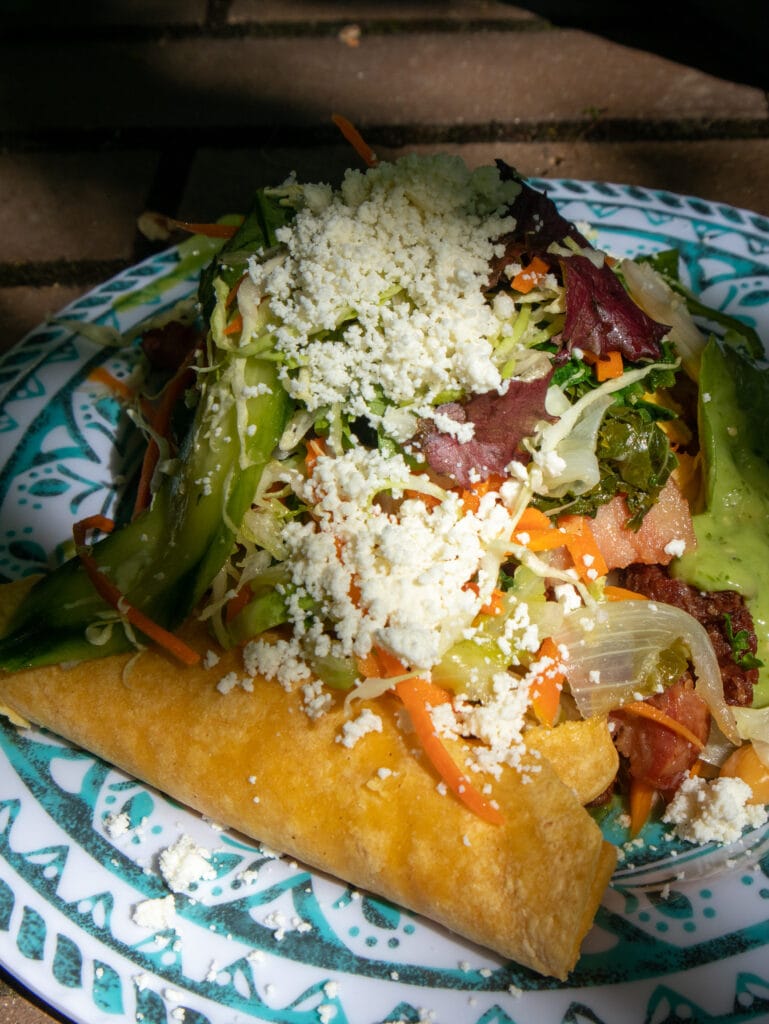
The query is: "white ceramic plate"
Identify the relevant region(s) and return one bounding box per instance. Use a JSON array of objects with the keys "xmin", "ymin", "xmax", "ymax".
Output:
[{"xmin": 1, "ymin": 181, "xmax": 769, "ymax": 1024}]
